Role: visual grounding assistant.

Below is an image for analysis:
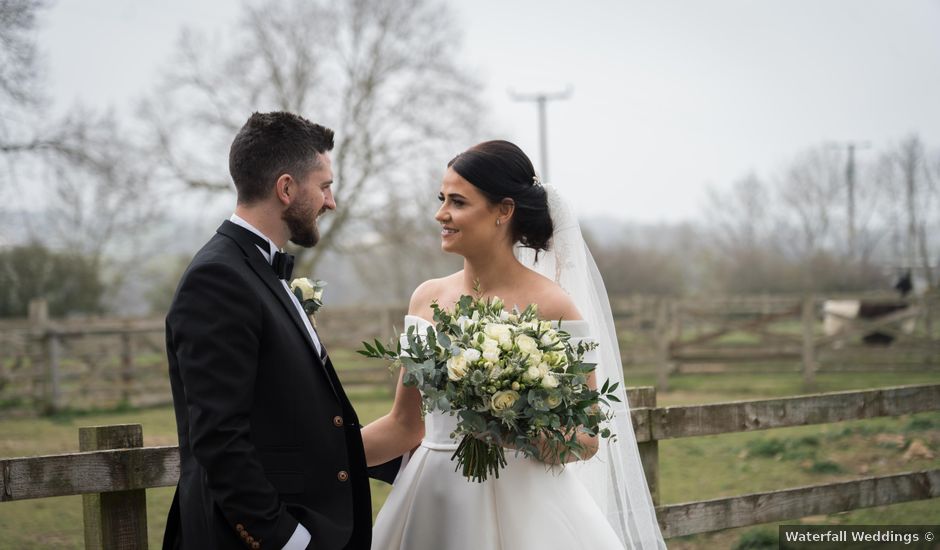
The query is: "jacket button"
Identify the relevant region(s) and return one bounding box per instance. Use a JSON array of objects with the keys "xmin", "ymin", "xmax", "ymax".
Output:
[
  {"xmin": 251, "ymin": 543, "xmax": 260, "ymax": 550},
  {"xmin": 337, "ymin": 470, "xmax": 349, "ymax": 482},
  {"xmin": 246, "ymin": 536, "xmax": 255, "ymax": 544},
  {"xmin": 241, "ymin": 531, "xmax": 250, "ymax": 540},
  {"xmin": 236, "ymin": 523, "xmax": 245, "ymax": 532},
  {"xmin": 333, "ymin": 415, "xmax": 344, "ymax": 427}
]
